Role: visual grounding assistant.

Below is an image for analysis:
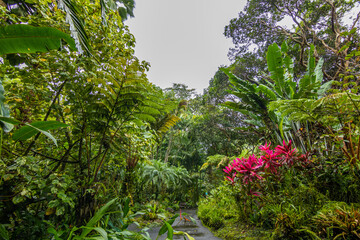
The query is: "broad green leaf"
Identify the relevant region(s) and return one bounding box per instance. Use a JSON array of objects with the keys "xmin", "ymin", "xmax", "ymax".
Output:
[
  {"xmin": 79, "ymin": 198, "xmax": 117, "ymax": 238},
  {"xmin": 0, "ymin": 111, "xmax": 14, "ymax": 133},
  {"xmin": 123, "ymin": 198, "xmax": 130, "ymax": 217},
  {"xmin": 258, "ymin": 84, "xmax": 277, "ymax": 100},
  {"xmin": 298, "ymin": 75, "xmax": 311, "ymax": 98},
  {"xmin": 267, "ymin": 43, "xmax": 285, "ymax": 91},
  {"xmin": 0, "ymin": 80, "xmax": 14, "ymax": 132},
  {"xmin": 0, "ymin": 25, "xmax": 76, "ymax": 55},
  {"xmin": 158, "ymin": 214, "xmax": 179, "ymax": 236},
  {"xmin": 279, "ymin": 116, "xmax": 285, "ymax": 139},
  {"xmin": 12, "ymin": 121, "xmax": 68, "ymax": 145},
  {"xmin": 281, "ymin": 41, "xmax": 288, "ymax": 53},
  {"xmin": 165, "ymin": 221, "xmax": 173, "ymax": 239},
  {"xmin": 307, "ymin": 44, "xmax": 316, "ymax": 75},
  {"xmin": 317, "ymin": 81, "xmax": 333, "ymax": 97},
  {"xmin": 0, "ymin": 117, "xmax": 21, "ymax": 125},
  {"xmin": 314, "ymin": 58, "xmax": 324, "ymax": 83},
  {"xmin": 288, "ymin": 81, "xmax": 296, "ymax": 99}
]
